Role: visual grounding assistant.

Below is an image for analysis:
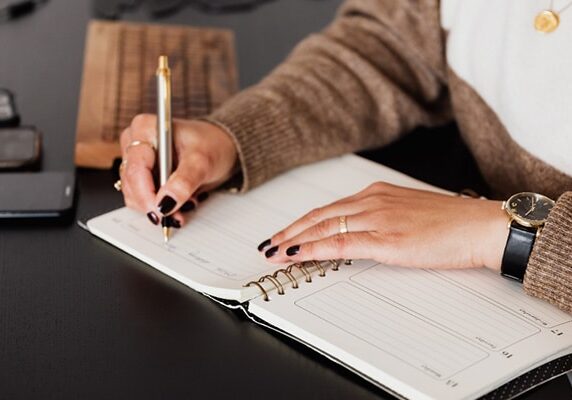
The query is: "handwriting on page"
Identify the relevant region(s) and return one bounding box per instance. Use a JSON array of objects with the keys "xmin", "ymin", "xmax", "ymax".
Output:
[
  {"xmin": 350, "ymin": 267, "xmax": 542, "ymax": 351},
  {"xmin": 296, "ymin": 282, "xmax": 488, "ymax": 379}
]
